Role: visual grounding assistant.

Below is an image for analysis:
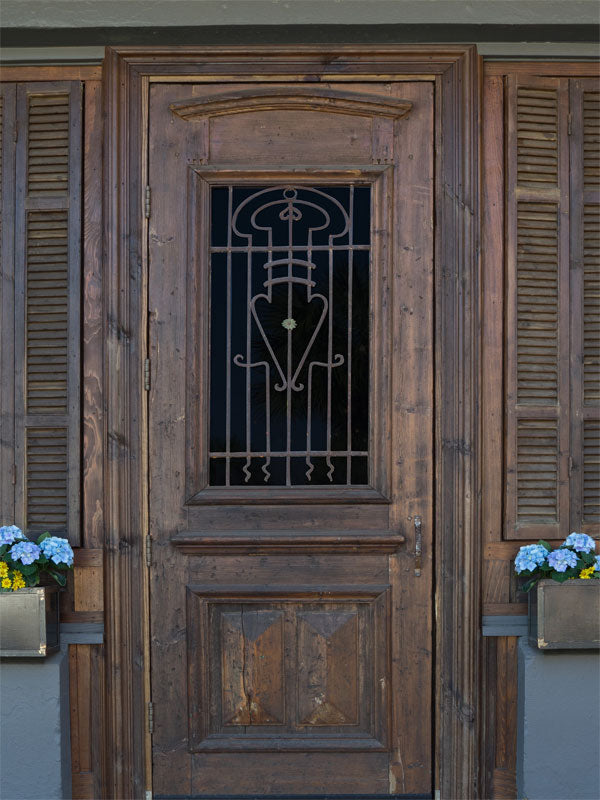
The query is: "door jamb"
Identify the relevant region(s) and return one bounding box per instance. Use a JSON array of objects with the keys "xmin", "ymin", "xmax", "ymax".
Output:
[{"xmin": 102, "ymin": 44, "xmax": 481, "ymax": 800}]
